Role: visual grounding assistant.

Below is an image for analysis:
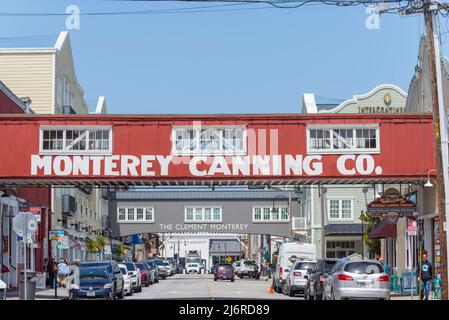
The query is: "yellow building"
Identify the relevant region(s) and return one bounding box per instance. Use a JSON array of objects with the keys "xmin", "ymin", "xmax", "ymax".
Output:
[{"xmin": 0, "ymin": 31, "xmax": 109, "ymax": 261}]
